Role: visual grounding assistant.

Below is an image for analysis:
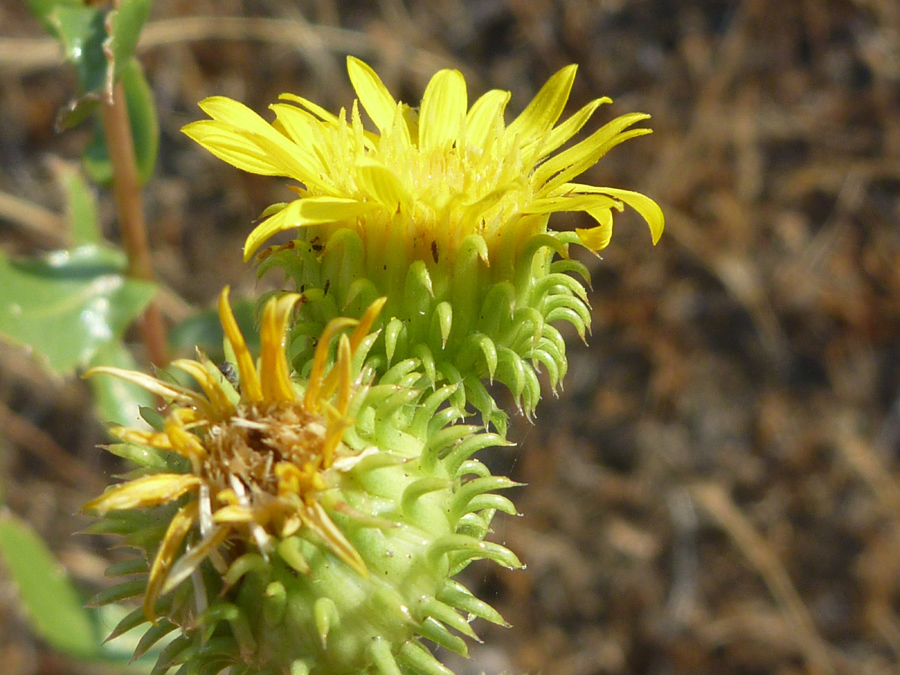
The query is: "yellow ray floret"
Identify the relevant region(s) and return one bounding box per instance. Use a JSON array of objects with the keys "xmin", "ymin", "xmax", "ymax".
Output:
[
  {"xmin": 84, "ymin": 288, "xmax": 385, "ymax": 617},
  {"xmin": 85, "ymin": 474, "xmax": 203, "ymax": 514},
  {"xmin": 183, "ymin": 57, "xmax": 664, "ymax": 264}
]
